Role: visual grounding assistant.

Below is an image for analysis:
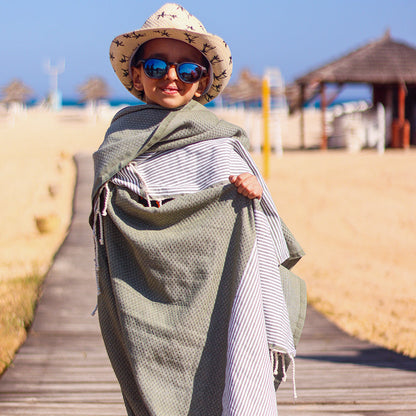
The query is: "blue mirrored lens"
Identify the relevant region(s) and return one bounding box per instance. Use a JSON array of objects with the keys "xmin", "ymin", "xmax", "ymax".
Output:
[
  {"xmin": 143, "ymin": 59, "xmax": 168, "ymax": 79},
  {"xmin": 177, "ymin": 63, "xmax": 202, "ymax": 83}
]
